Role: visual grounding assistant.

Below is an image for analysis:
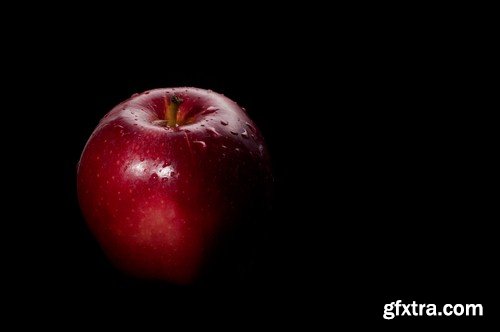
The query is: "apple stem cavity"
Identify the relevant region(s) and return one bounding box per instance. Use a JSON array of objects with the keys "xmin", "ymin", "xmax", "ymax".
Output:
[{"xmin": 166, "ymin": 95, "xmax": 183, "ymax": 127}]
